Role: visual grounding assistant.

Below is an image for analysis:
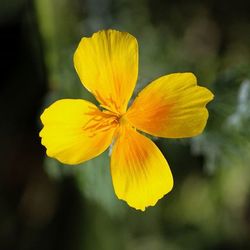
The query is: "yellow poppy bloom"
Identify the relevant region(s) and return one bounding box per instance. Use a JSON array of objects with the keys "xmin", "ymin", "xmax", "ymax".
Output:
[{"xmin": 39, "ymin": 30, "xmax": 214, "ymax": 211}]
